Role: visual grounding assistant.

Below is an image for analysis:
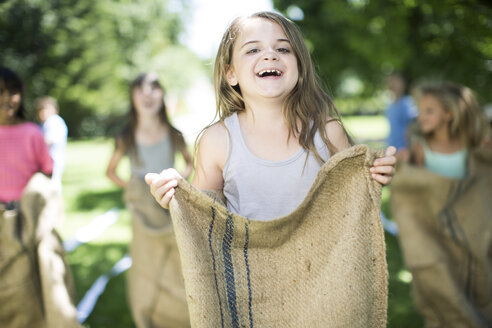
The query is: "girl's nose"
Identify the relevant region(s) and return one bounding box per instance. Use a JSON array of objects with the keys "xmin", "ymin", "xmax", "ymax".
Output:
[
  {"xmin": 142, "ymin": 85, "xmax": 152, "ymax": 95},
  {"xmin": 263, "ymin": 49, "xmax": 279, "ymax": 61}
]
